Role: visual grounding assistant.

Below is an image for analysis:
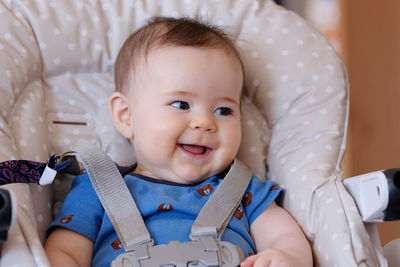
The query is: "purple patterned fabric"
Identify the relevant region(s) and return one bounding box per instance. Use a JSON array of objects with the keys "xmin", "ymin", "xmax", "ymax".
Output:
[
  {"xmin": 0, "ymin": 160, "xmax": 46, "ymax": 185},
  {"xmin": 0, "ymin": 159, "xmax": 135, "ymax": 185}
]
